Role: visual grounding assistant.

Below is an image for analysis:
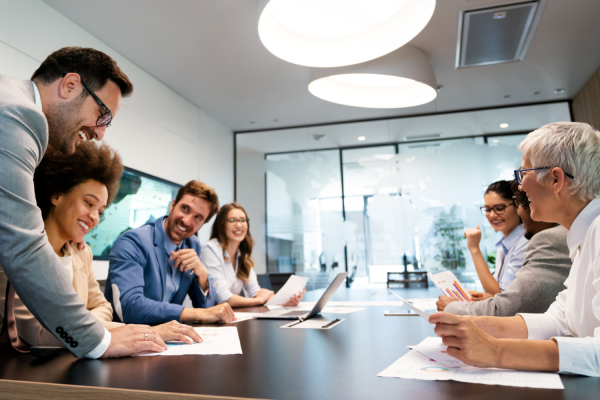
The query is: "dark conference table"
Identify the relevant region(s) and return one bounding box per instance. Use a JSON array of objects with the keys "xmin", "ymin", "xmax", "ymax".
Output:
[{"xmin": 1, "ymin": 286, "xmax": 599, "ymax": 399}]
